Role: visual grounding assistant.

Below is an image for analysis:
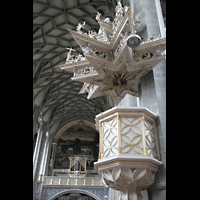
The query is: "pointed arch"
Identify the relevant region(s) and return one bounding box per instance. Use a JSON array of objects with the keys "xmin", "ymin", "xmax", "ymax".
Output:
[
  {"xmin": 53, "ymin": 119, "xmax": 97, "ymax": 143},
  {"xmin": 49, "ymin": 189, "xmax": 101, "ymax": 200}
]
